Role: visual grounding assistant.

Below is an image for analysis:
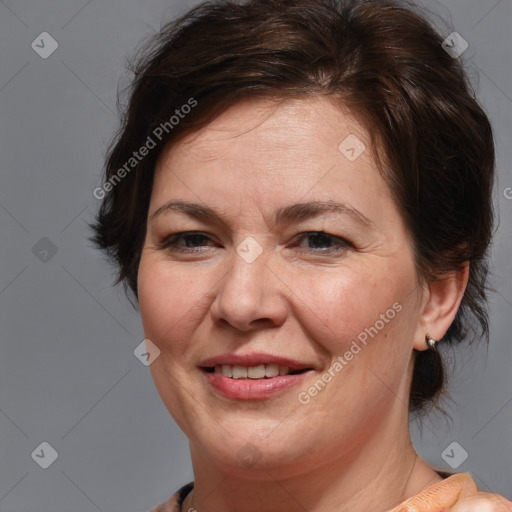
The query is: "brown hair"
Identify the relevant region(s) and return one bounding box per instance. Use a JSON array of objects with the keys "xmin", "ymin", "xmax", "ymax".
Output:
[{"xmin": 90, "ymin": 0, "xmax": 496, "ymax": 414}]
